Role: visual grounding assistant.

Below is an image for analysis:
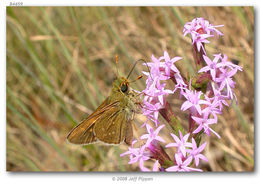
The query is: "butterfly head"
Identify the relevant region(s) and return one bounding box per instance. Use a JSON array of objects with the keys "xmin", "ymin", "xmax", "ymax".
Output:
[{"xmin": 112, "ymin": 77, "xmax": 130, "ymax": 94}]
